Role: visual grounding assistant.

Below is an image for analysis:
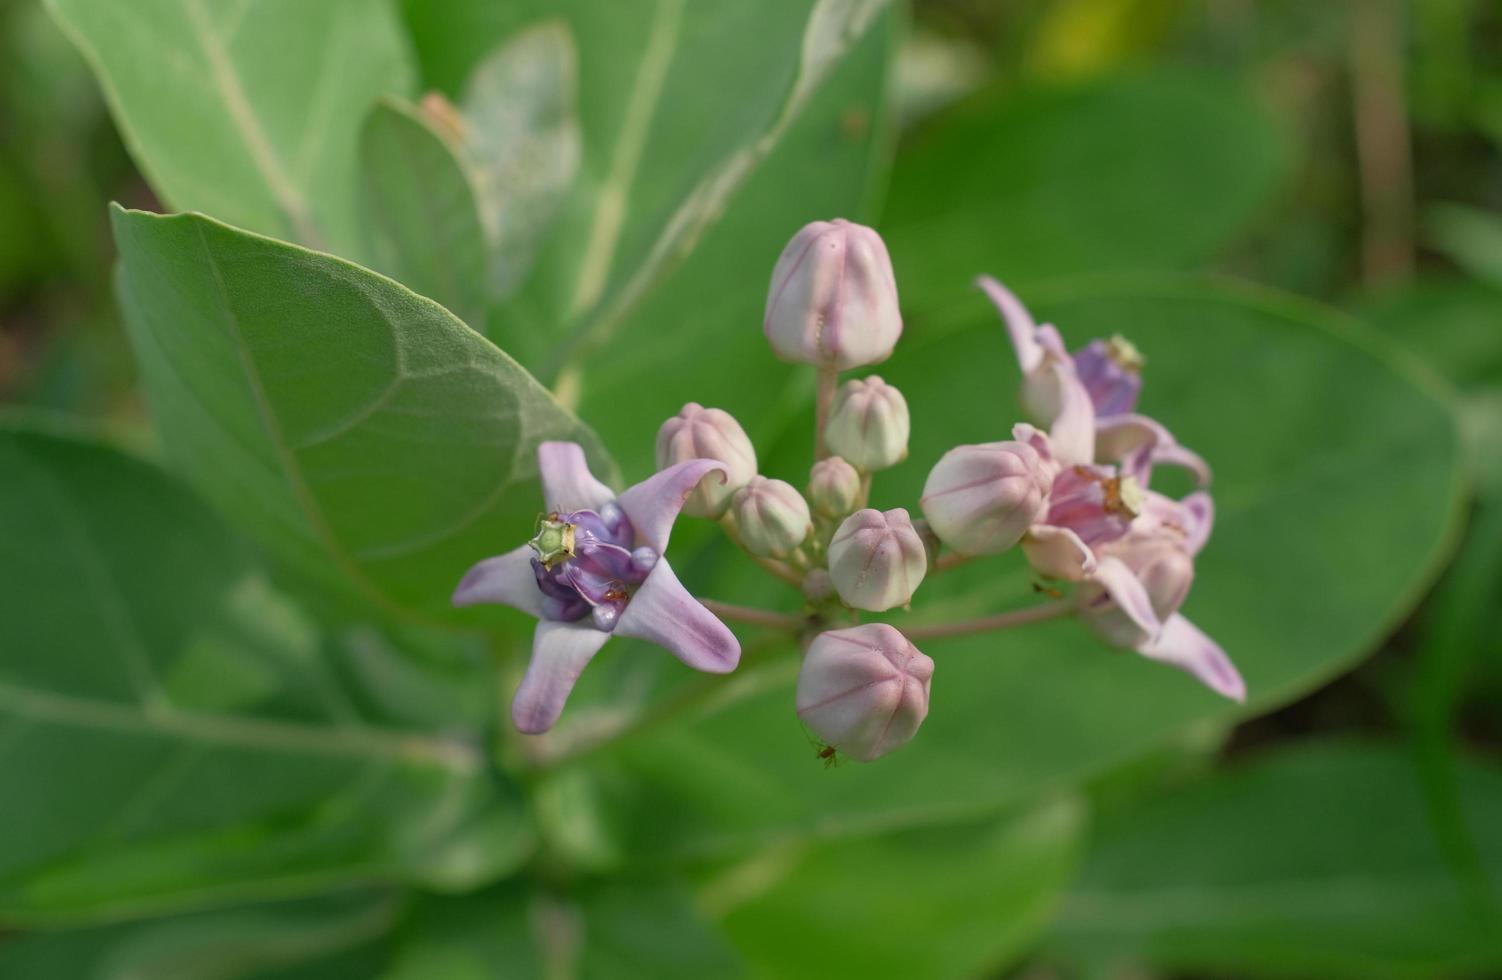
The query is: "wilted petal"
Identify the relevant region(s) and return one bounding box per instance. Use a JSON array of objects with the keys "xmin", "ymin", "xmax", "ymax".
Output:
[
  {"xmin": 614, "ymin": 559, "xmax": 740, "ymax": 673},
  {"xmin": 616, "ymin": 458, "xmax": 728, "ymax": 553},
  {"xmin": 452, "ymin": 544, "xmax": 544, "ymax": 616},
  {"xmin": 1021, "ymin": 524, "xmax": 1097, "ymax": 580},
  {"xmin": 1094, "ymin": 414, "xmax": 1210, "ymax": 487},
  {"xmin": 1138, "ymin": 614, "xmax": 1245, "ymax": 702},
  {"xmin": 1090, "ymin": 556, "xmax": 1162, "ymax": 646},
  {"xmin": 1047, "ymin": 362, "xmax": 1096, "ymax": 467},
  {"xmin": 538, "ymin": 442, "xmax": 615, "ymax": 513},
  {"xmin": 512, "ymin": 621, "xmax": 612, "ymax": 734},
  {"xmin": 1181, "ymin": 491, "xmax": 1214, "ymax": 556}
]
